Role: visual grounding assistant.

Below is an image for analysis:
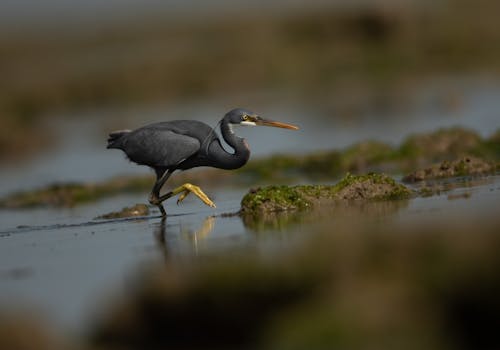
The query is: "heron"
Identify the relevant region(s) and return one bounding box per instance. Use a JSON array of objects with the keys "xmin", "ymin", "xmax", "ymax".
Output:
[{"xmin": 107, "ymin": 108, "xmax": 299, "ymax": 216}]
